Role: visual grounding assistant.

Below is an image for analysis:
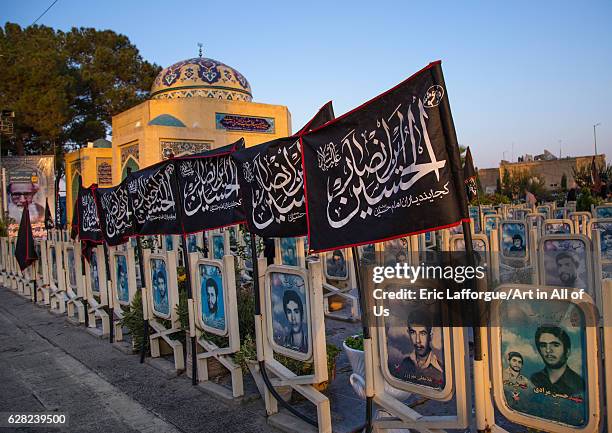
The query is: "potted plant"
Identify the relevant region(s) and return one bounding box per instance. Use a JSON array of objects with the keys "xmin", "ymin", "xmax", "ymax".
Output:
[{"xmin": 343, "ymin": 333, "xmax": 411, "ymax": 400}]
